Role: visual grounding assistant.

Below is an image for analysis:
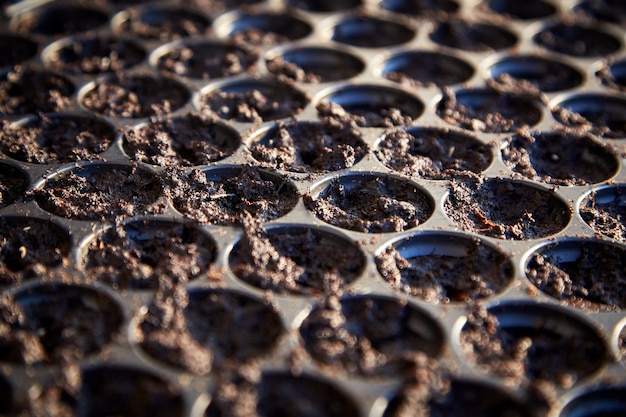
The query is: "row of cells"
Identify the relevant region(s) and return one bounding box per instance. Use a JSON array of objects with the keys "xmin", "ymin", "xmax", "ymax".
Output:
[
  {"xmin": 0, "ymin": 213, "xmax": 624, "ymax": 307},
  {"xmin": 3, "ymin": 0, "xmax": 626, "ymax": 56},
  {"xmin": 1, "ymin": 362, "xmax": 624, "ymax": 417},
  {"xmin": 0, "ymin": 281, "xmax": 624, "ymax": 412}
]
